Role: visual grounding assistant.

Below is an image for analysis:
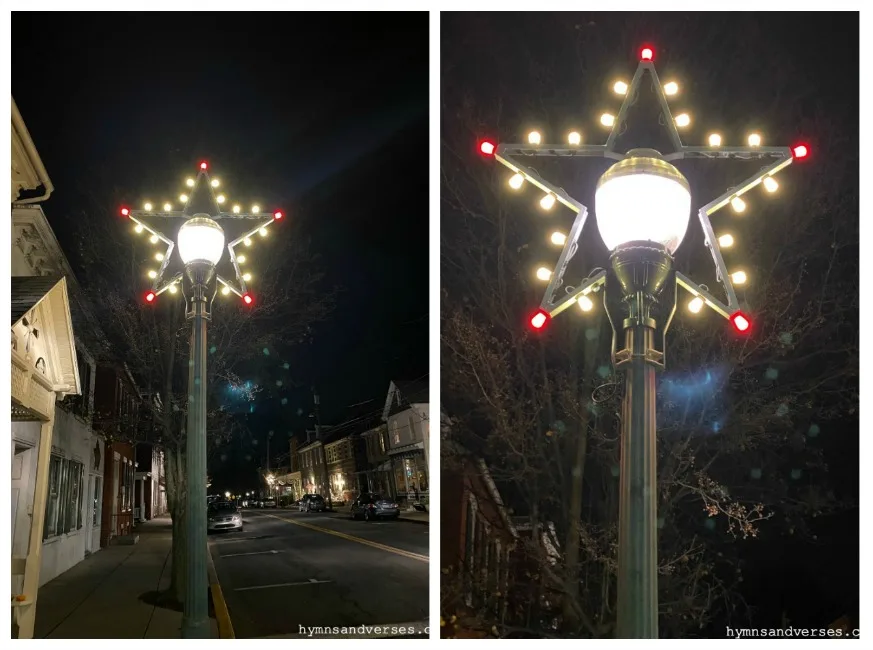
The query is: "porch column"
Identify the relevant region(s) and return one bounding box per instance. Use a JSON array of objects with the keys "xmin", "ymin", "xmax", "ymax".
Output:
[
  {"xmin": 14, "ymin": 414, "xmax": 55, "ymax": 639},
  {"xmin": 400, "ymin": 456, "xmax": 411, "ymax": 508}
]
